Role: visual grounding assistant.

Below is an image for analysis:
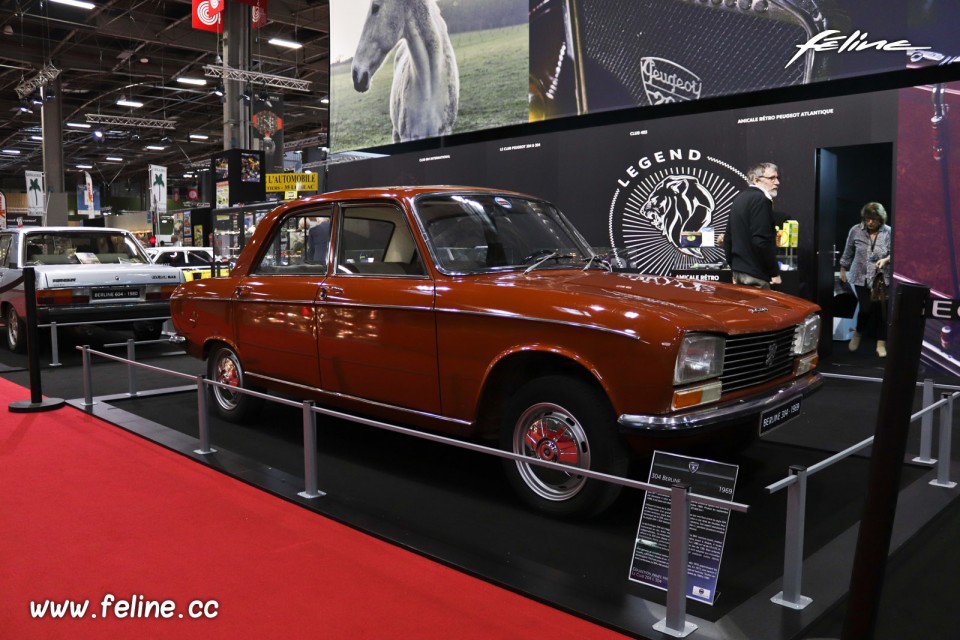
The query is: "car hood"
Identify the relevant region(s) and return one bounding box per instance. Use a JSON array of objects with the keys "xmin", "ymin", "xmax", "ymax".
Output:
[
  {"xmin": 444, "ymin": 269, "xmax": 816, "ymax": 335},
  {"xmin": 34, "ymin": 264, "xmax": 184, "ymax": 288}
]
